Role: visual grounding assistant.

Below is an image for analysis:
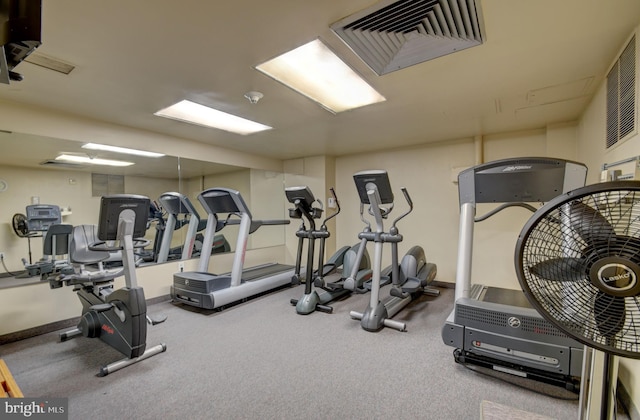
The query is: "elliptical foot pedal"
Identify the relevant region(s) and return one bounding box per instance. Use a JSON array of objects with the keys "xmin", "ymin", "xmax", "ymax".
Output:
[
  {"xmin": 323, "ymin": 281, "xmax": 343, "ymax": 291},
  {"xmin": 400, "ymin": 278, "xmax": 421, "ymax": 294},
  {"xmin": 364, "ymin": 276, "xmax": 390, "ymax": 291},
  {"xmin": 390, "ymin": 287, "xmax": 409, "ymax": 298}
]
